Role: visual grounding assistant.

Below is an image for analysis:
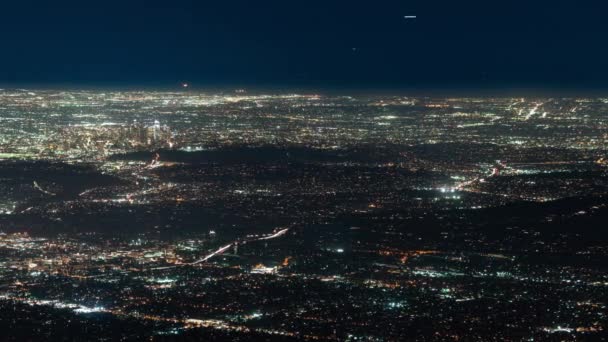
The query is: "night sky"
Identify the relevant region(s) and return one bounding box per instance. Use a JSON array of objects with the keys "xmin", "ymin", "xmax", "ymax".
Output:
[{"xmin": 1, "ymin": 0, "xmax": 607, "ymax": 89}]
